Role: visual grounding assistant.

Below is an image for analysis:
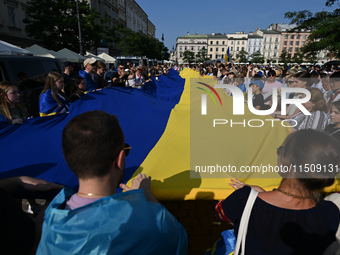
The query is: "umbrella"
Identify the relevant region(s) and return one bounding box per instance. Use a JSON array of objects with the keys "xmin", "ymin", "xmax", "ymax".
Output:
[{"xmin": 324, "ymin": 60, "xmax": 340, "ymax": 66}]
